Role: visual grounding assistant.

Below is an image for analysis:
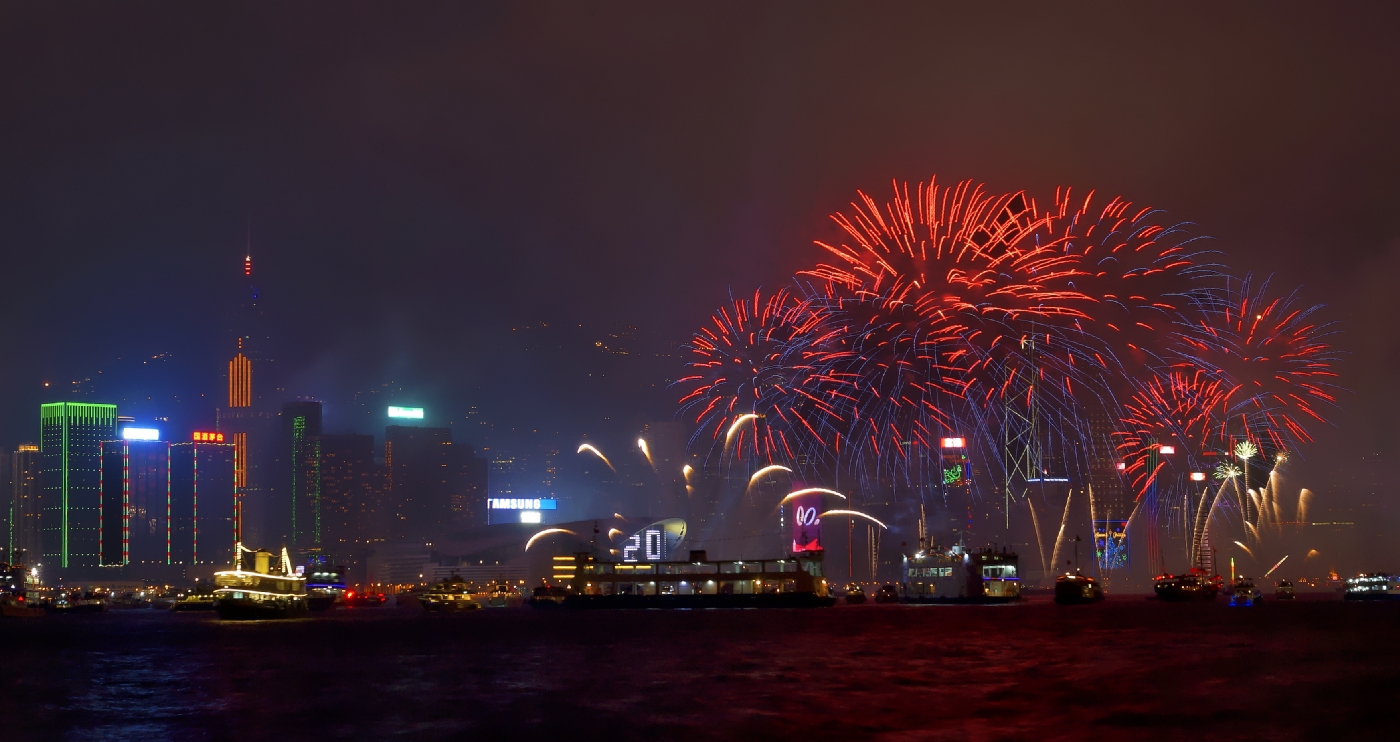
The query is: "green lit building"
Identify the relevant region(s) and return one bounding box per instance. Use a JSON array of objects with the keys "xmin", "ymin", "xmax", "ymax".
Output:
[{"xmin": 41, "ymin": 402, "xmax": 118, "ymax": 568}]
